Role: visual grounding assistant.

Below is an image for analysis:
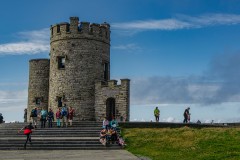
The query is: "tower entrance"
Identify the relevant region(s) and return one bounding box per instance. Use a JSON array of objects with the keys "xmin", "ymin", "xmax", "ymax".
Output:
[{"xmin": 106, "ymin": 98, "xmax": 115, "ymax": 121}]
